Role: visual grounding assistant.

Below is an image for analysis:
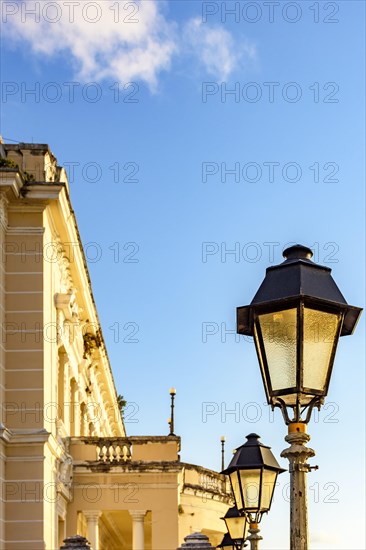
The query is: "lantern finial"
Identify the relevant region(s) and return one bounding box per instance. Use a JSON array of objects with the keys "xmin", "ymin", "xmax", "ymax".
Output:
[
  {"xmin": 282, "ymin": 244, "xmax": 313, "ymax": 261},
  {"xmin": 245, "ymin": 433, "xmax": 260, "ymax": 445}
]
